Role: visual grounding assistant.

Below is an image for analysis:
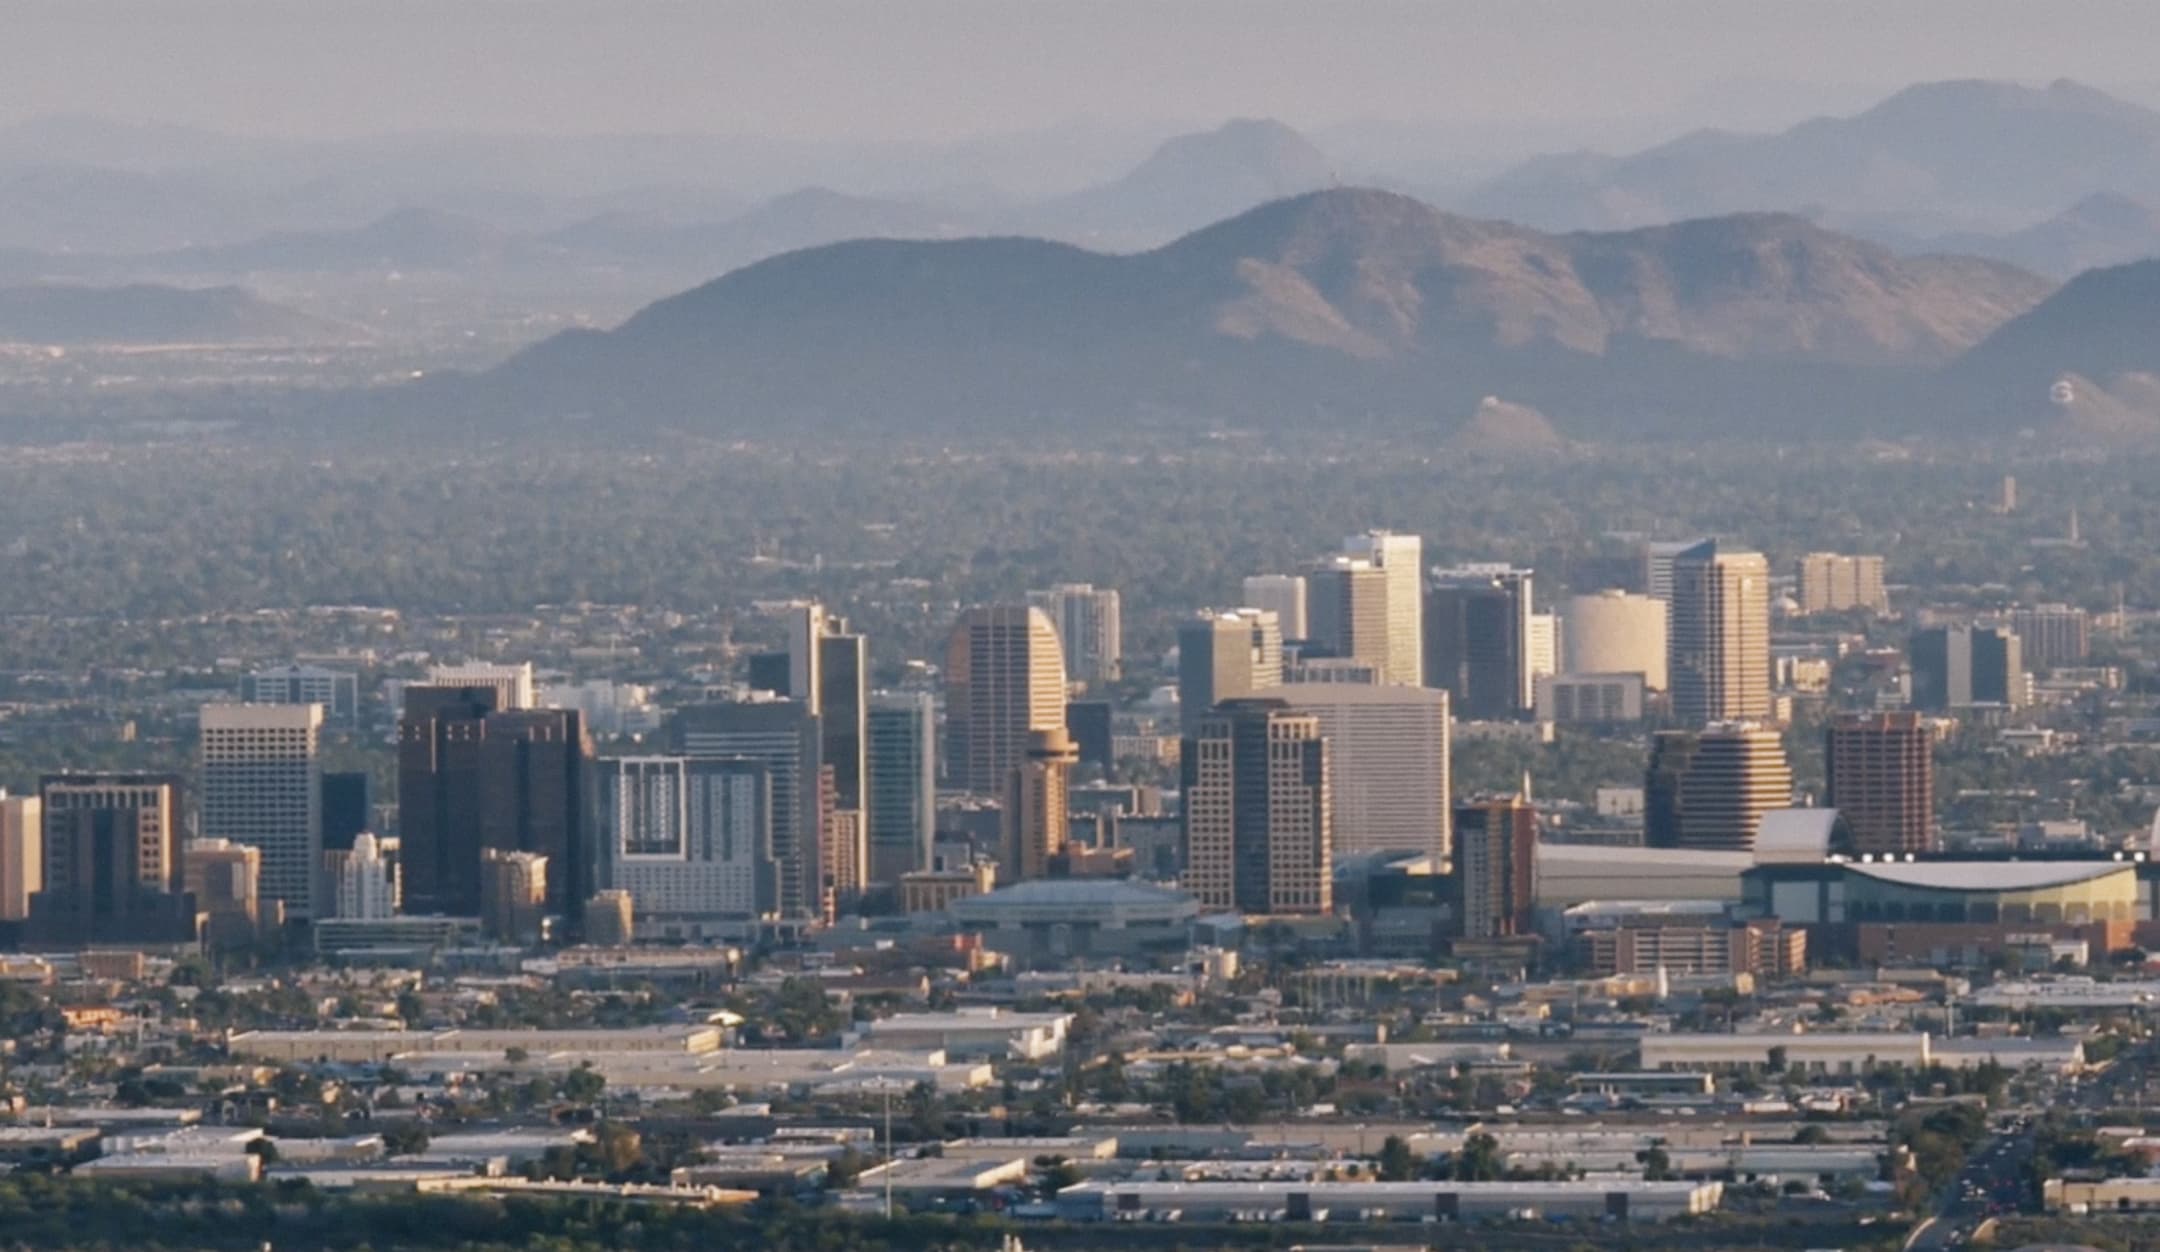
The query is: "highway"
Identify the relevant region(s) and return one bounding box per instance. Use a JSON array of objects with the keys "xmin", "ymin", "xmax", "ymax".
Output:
[{"xmin": 1908, "ymin": 1043, "xmax": 2152, "ymax": 1250}]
